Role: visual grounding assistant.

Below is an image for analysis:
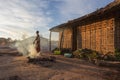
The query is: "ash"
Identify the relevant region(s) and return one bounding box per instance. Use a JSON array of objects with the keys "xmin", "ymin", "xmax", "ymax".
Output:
[{"xmin": 27, "ymin": 56, "xmax": 56, "ymax": 67}]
